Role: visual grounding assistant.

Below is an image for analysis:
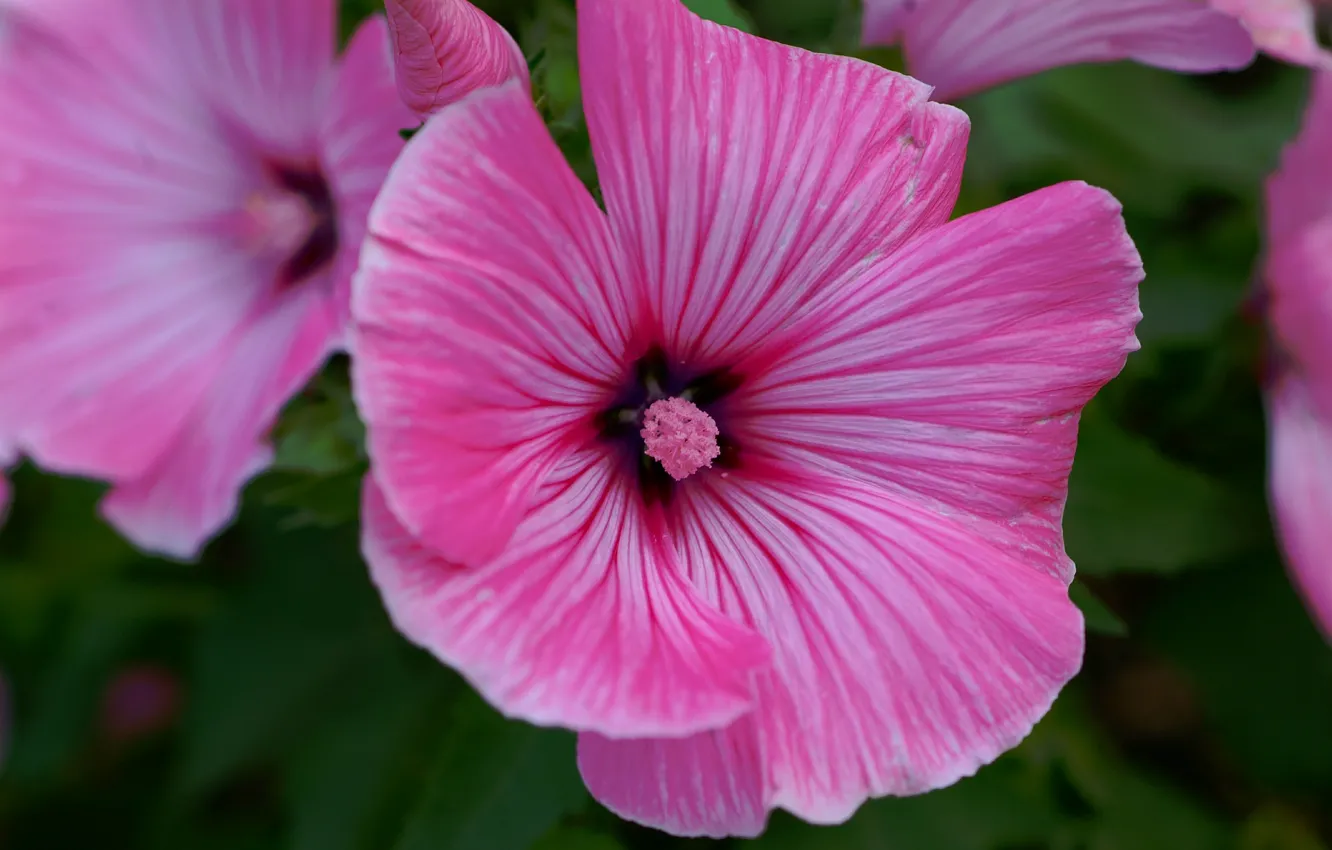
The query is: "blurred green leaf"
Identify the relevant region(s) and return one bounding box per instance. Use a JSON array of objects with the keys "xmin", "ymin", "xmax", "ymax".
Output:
[
  {"xmin": 751, "ymin": 759, "xmax": 1068, "ymax": 850},
  {"xmin": 4, "ymin": 612, "xmax": 137, "ymax": 780},
  {"xmin": 1087, "ymin": 770, "xmax": 1231, "ymax": 850},
  {"xmin": 392, "ymin": 691, "xmax": 588, "ymax": 850},
  {"xmin": 178, "ymin": 519, "xmax": 386, "ymax": 795},
  {"xmin": 1070, "ymin": 580, "xmax": 1128, "ymax": 637},
  {"xmin": 684, "ymin": 0, "xmax": 753, "ymax": 31},
  {"xmin": 963, "ymin": 62, "xmax": 1305, "ymax": 216},
  {"xmin": 1065, "ymin": 407, "xmax": 1260, "ymax": 574},
  {"xmin": 287, "ymin": 657, "xmax": 450, "ymax": 850},
  {"xmin": 1140, "ymin": 560, "xmax": 1332, "ymax": 795},
  {"xmin": 532, "ymin": 827, "xmax": 627, "ymax": 850},
  {"xmin": 1240, "ymin": 805, "xmax": 1328, "ymax": 850}
]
